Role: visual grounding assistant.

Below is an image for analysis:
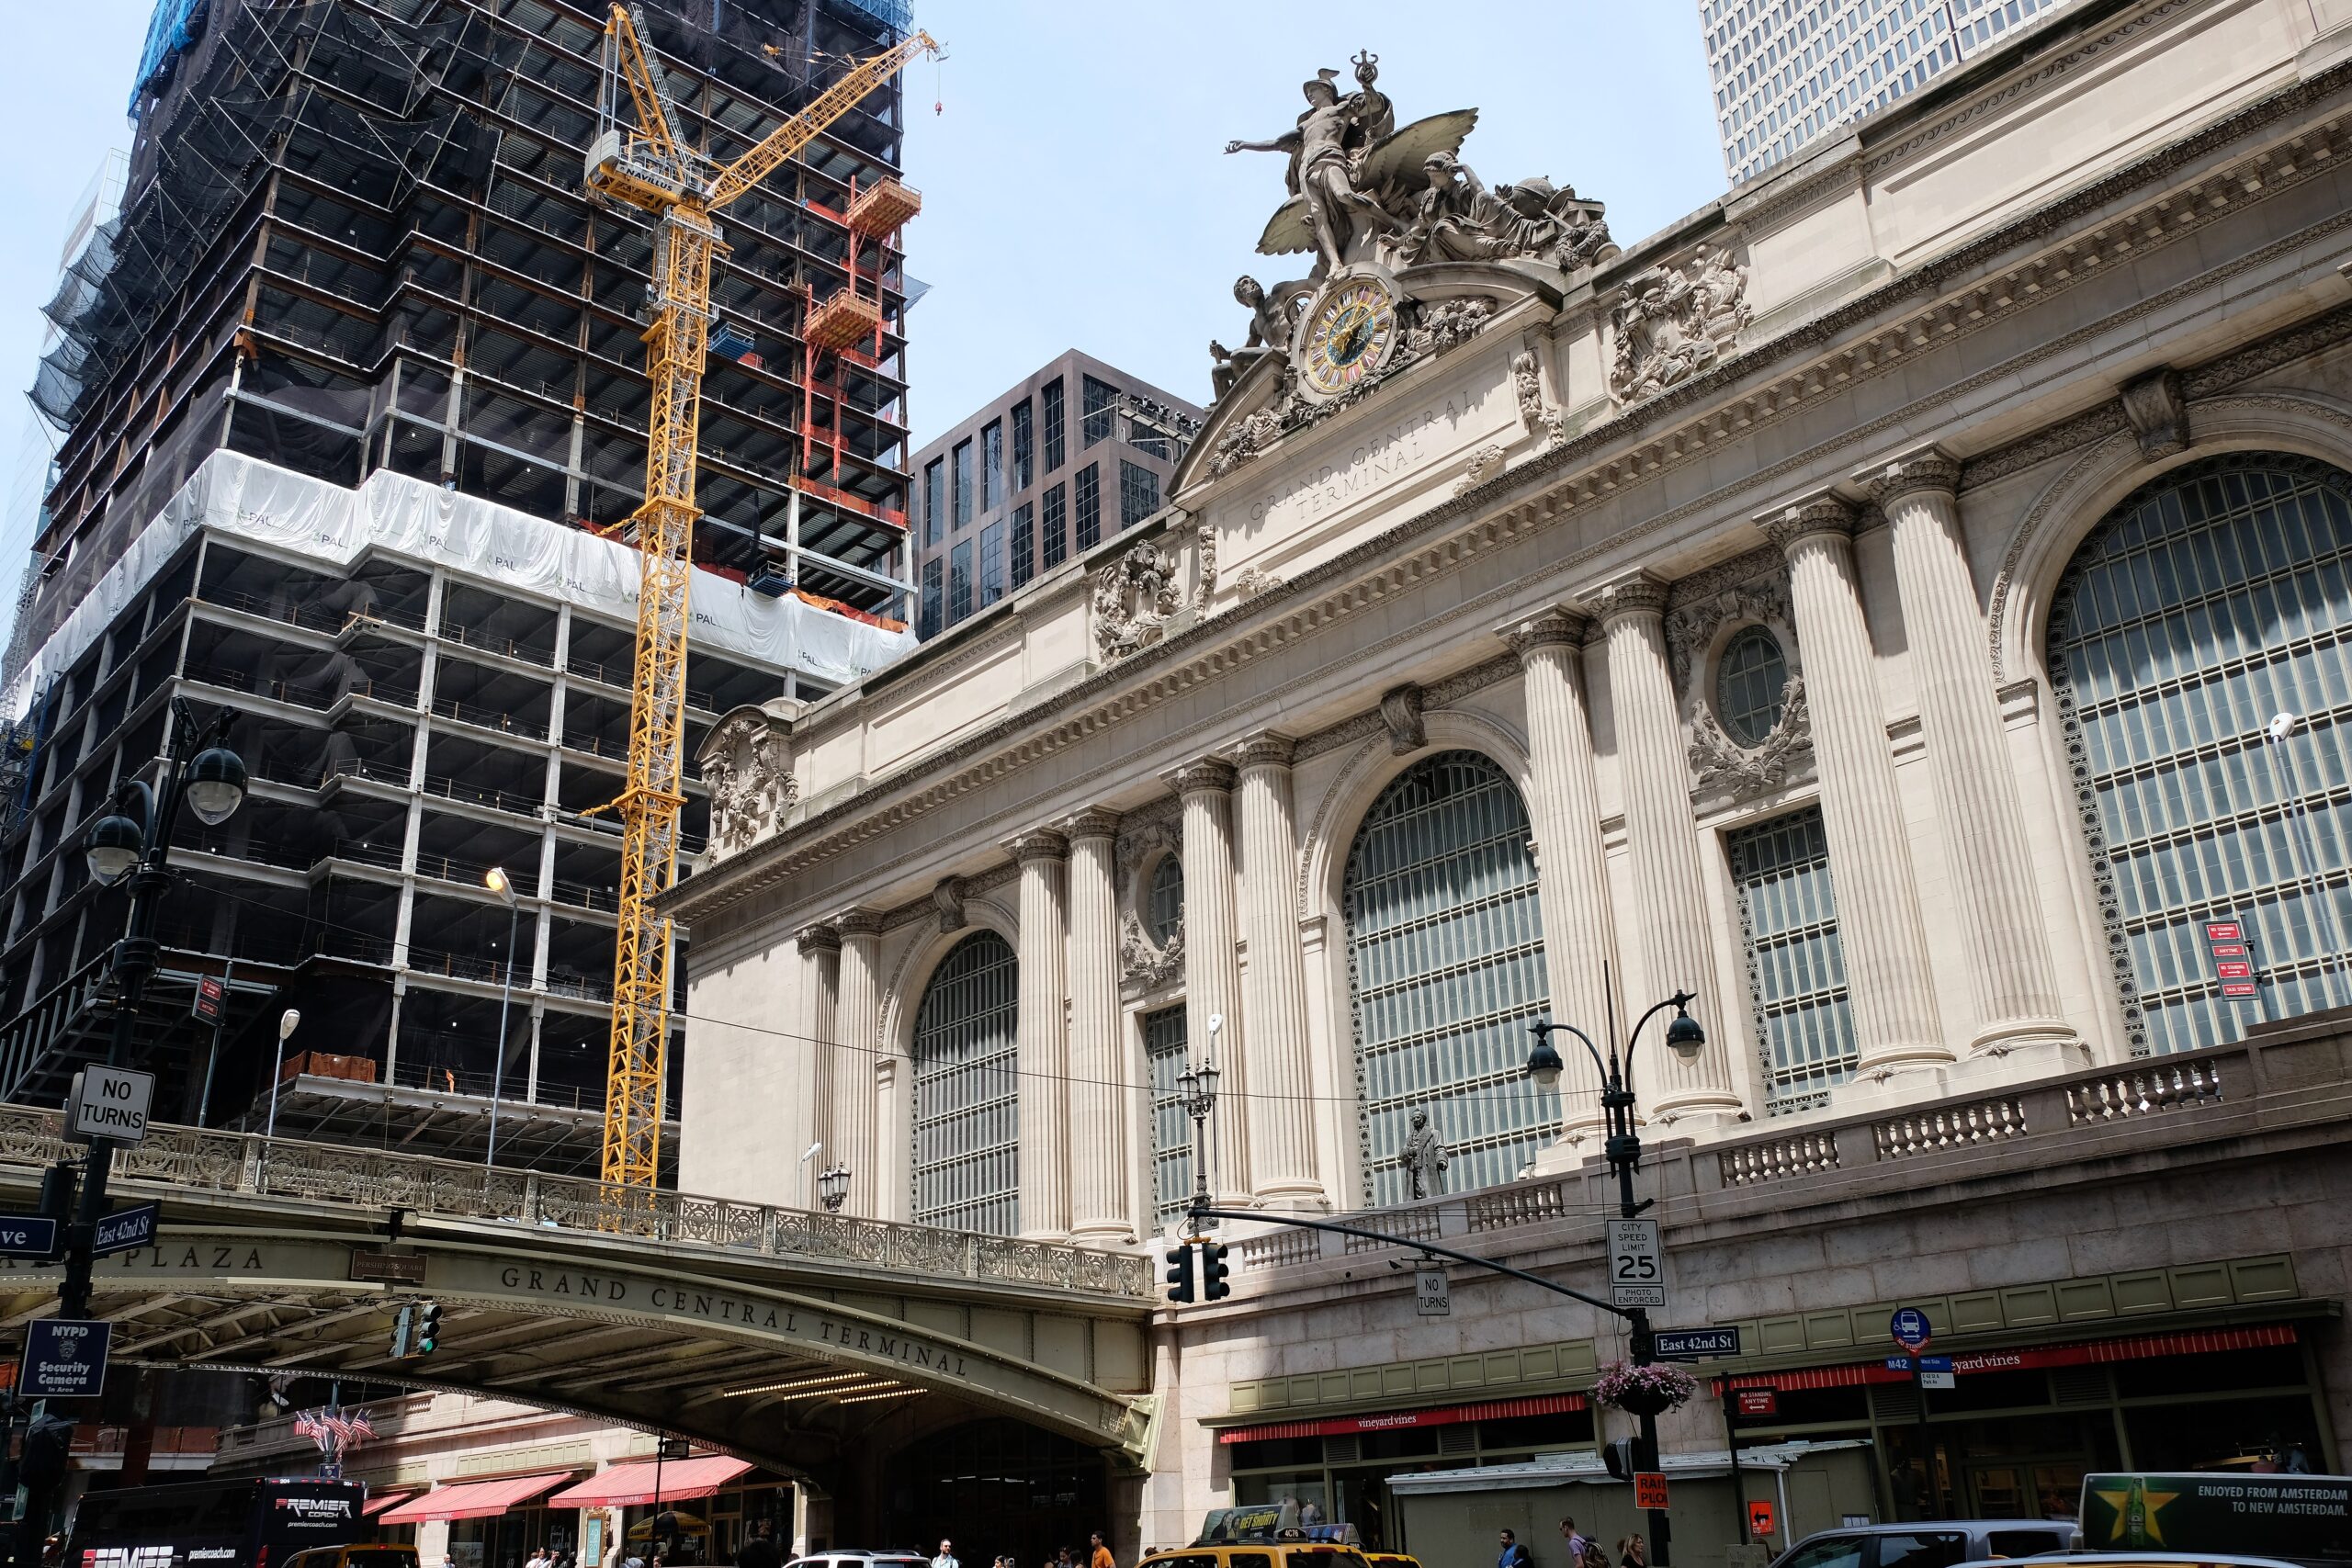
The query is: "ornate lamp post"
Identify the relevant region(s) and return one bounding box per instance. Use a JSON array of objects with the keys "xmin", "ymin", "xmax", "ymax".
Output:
[
  {"xmin": 1527, "ymin": 985, "xmax": 1706, "ymax": 1568},
  {"xmin": 817, "ymin": 1162, "xmax": 852, "ymax": 1213},
  {"xmin": 69, "ymin": 699, "xmax": 249, "ymax": 1305},
  {"xmin": 1176, "ymin": 1013, "xmax": 1225, "ymax": 1213}
]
